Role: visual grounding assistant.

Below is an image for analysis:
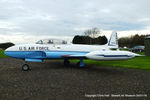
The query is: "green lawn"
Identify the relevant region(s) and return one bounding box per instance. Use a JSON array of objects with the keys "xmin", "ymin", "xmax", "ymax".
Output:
[
  {"xmin": 81, "ymin": 56, "xmax": 150, "ymax": 70},
  {"xmin": 72, "ymin": 53, "xmax": 150, "ymax": 70},
  {"xmin": 0, "ymin": 50, "xmax": 8, "ymax": 58}
]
